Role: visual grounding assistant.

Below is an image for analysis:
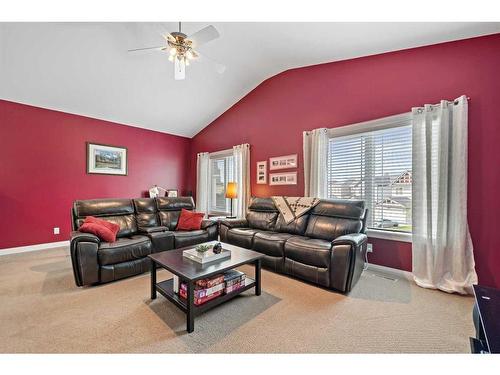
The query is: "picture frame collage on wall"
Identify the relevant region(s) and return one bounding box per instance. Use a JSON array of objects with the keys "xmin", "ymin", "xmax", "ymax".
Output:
[
  {"xmin": 257, "ymin": 161, "xmax": 267, "ymax": 184},
  {"xmin": 257, "ymin": 154, "xmax": 298, "ymax": 185}
]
